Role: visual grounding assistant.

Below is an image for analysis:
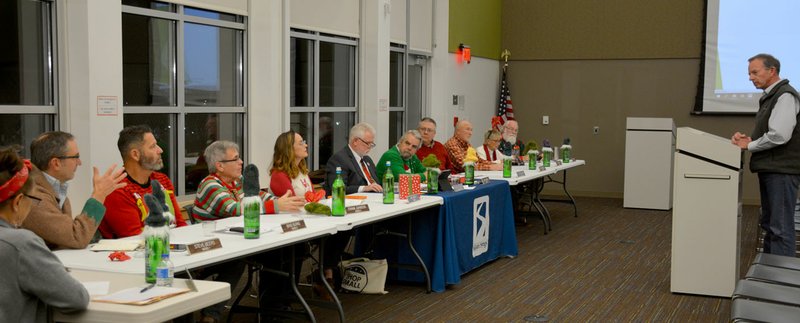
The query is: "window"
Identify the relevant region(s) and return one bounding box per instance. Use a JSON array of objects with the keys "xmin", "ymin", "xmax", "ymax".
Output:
[
  {"xmin": 290, "ymin": 30, "xmax": 358, "ymax": 169},
  {"xmin": 388, "ymin": 44, "xmax": 405, "ymax": 145},
  {"xmin": 122, "ymin": 1, "xmax": 246, "ymax": 195},
  {"xmin": 0, "ymin": 0, "xmax": 57, "ymax": 155}
]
